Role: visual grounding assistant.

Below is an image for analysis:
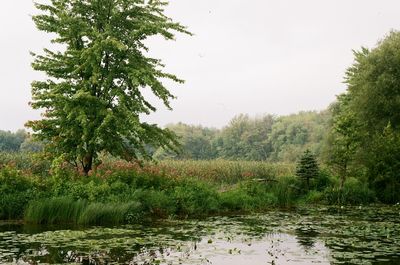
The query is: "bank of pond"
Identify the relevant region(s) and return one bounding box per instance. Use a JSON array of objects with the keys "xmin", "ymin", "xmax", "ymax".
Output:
[{"xmin": 0, "ymin": 163, "xmax": 382, "ymax": 225}]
